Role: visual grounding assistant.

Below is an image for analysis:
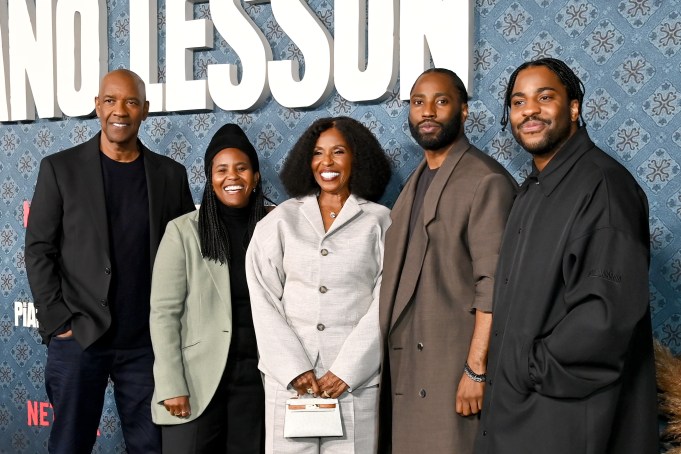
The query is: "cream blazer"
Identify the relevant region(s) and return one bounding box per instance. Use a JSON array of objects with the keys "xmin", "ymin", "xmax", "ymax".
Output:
[
  {"xmin": 149, "ymin": 210, "xmax": 233, "ymax": 425},
  {"xmin": 246, "ymin": 194, "xmax": 390, "ymax": 391}
]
